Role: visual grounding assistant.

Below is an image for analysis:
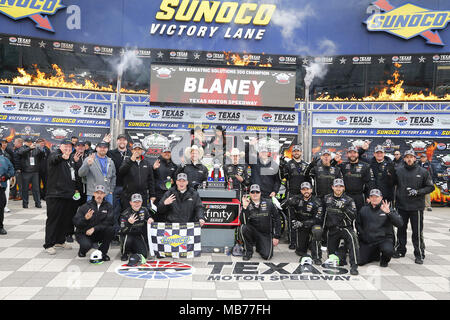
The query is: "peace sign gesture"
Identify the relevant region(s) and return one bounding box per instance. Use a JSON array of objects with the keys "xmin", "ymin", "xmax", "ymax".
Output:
[{"xmin": 380, "ymin": 200, "xmax": 391, "ymax": 214}]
